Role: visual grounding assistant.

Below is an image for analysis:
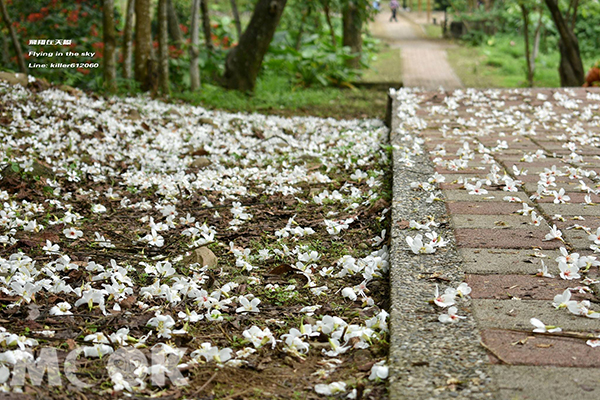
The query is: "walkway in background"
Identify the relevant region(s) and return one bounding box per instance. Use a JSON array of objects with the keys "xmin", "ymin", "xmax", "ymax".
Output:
[{"xmin": 369, "ymin": 10, "xmax": 462, "ymax": 90}]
